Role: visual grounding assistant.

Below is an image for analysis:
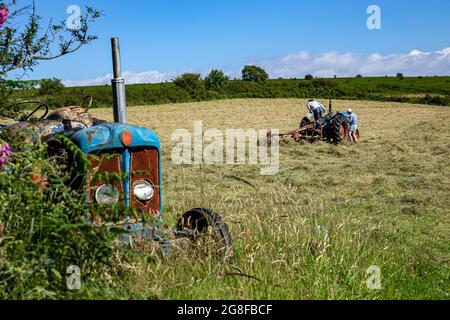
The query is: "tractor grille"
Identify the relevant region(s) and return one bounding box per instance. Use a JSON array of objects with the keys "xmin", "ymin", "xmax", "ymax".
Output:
[
  {"xmin": 130, "ymin": 148, "xmax": 160, "ymax": 218},
  {"xmin": 87, "ymin": 150, "xmax": 123, "ymax": 225},
  {"xmin": 87, "ymin": 148, "xmax": 160, "ymax": 225}
]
